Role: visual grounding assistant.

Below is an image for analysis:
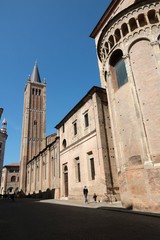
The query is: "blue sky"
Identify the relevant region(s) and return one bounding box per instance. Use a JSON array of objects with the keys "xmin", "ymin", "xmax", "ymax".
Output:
[{"xmin": 0, "ymin": 0, "xmax": 111, "ymax": 165}]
